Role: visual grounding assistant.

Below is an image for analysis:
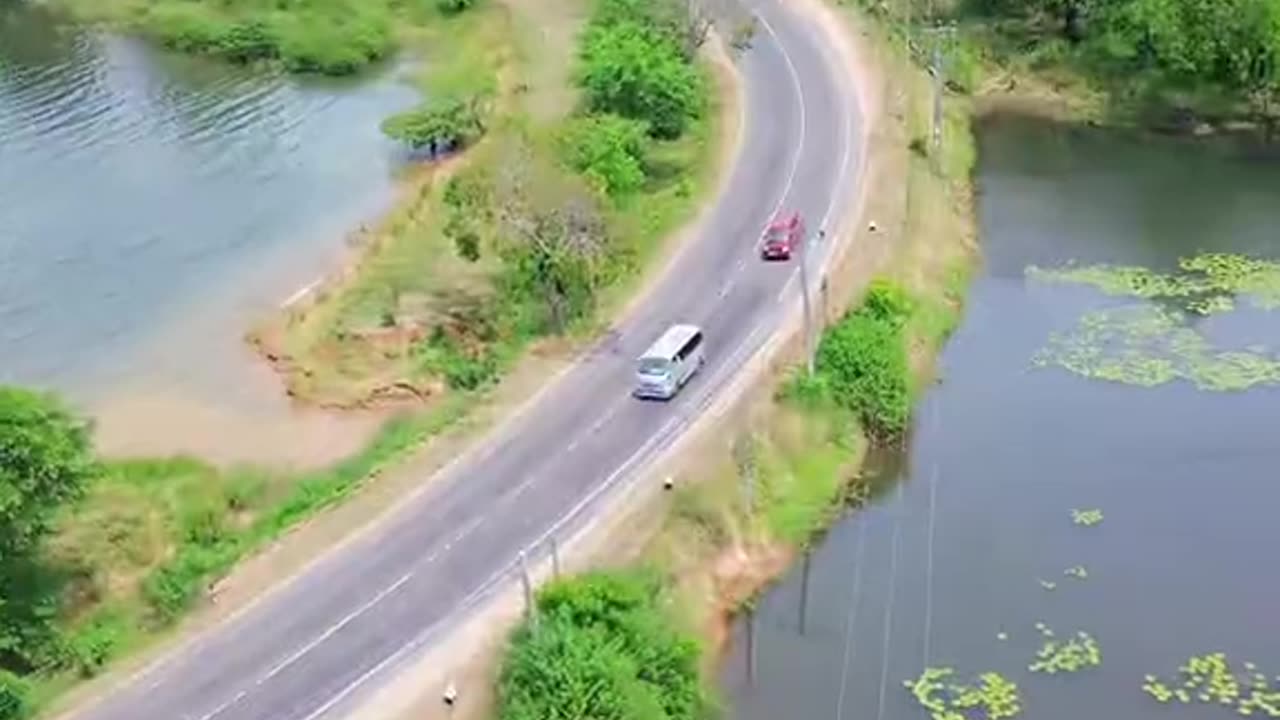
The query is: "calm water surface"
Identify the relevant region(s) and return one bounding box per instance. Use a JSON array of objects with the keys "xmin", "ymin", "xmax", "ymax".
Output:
[
  {"xmin": 722, "ymin": 115, "xmax": 1280, "ymax": 720},
  {"xmin": 0, "ymin": 3, "xmax": 416, "ymax": 462}
]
